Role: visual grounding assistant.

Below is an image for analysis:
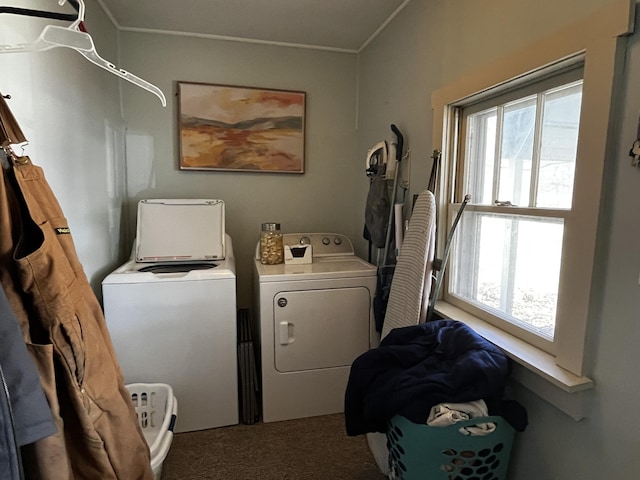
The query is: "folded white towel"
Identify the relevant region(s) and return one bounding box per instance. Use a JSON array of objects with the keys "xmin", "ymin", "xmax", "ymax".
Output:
[{"xmin": 426, "ymin": 399, "xmax": 496, "ymax": 436}]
